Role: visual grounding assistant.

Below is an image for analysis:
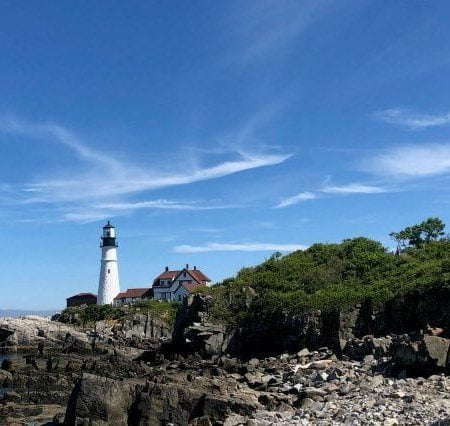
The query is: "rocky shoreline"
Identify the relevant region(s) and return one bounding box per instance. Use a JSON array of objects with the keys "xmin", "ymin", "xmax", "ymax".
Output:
[{"xmin": 2, "ymin": 298, "xmax": 450, "ymax": 425}]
